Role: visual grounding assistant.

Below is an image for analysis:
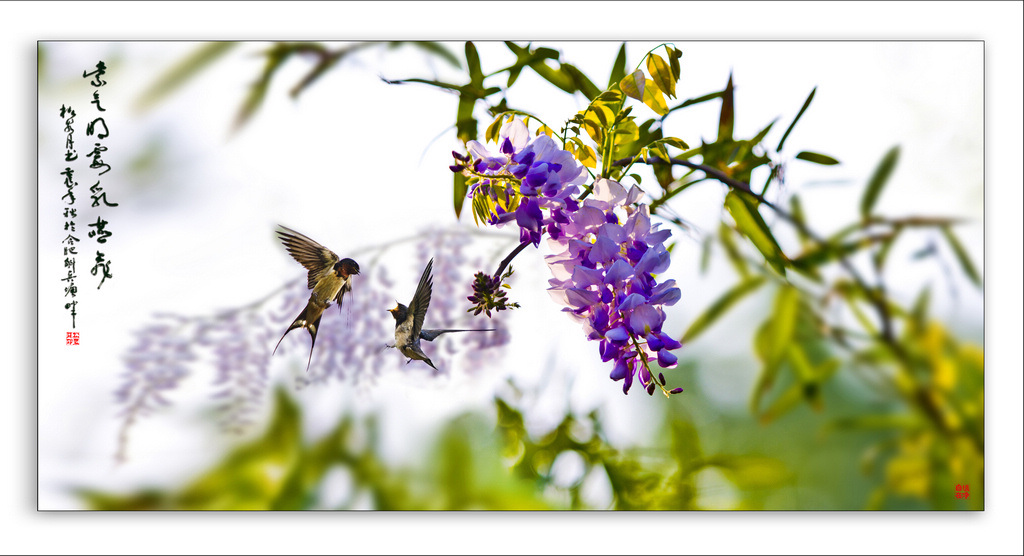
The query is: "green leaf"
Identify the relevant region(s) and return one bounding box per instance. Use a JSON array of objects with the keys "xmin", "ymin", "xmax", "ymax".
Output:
[
  {"xmin": 724, "ymin": 191, "xmax": 788, "ymax": 275},
  {"xmin": 940, "ymin": 226, "xmax": 981, "ymax": 286},
  {"xmin": 662, "ymin": 137, "xmax": 690, "ymax": 150},
  {"xmin": 767, "ymin": 286, "xmax": 800, "ymax": 370},
  {"xmin": 646, "ymin": 53, "xmax": 676, "ymax": 99},
  {"xmin": 465, "ymin": 41, "xmax": 483, "ymax": 84},
  {"xmin": 719, "ymin": 222, "xmax": 750, "ymax": 278},
  {"xmin": 453, "ymin": 172, "xmax": 468, "ymax": 219},
  {"xmin": 608, "ymin": 43, "xmax": 628, "ymax": 89},
  {"xmin": 619, "ymin": 70, "xmax": 645, "ymax": 101},
  {"xmin": 561, "ymin": 63, "xmax": 601, "ymax": 100},
  {"xmin": 795, "ymin": 151, "xmax": 840, "ymax": 165},
  {"xmin": 667, "ymin": 46, "xmax": 682, "ymax": 81},
  {"xmin": 484, "ymin": 113, "xmax": 508, "ymax": 144},
  {"xmin": 455, "ymin": 95, "xmax": 477, "ymax": 144},
  {"xmin": 136, "ymin": 42, "xmax": 238, "ymax": 112},
  {"xmin": 749, "ymin": 120, "xmax": 777, "ymax": 146},
  {"xmin": 681, "ymin": 276, "xmax": 766, "ymax": 343},
  {"xmin": 776, "ymin": 86, "xmax": 816, "ymax": 151},
  {"xmin": 789, "ymin": 196, "xmax": 813, "ymax": 249},
  {"xmin": 232, "ymin": 45, "xmax": 290, "ymax": 133},
  {"xmin": 718, "ymin": 73, "xmax": 734, "ymax": 141},
  {"xmin": 860, "ymin": 146, "xmax": 900, "ymax": 218}
]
